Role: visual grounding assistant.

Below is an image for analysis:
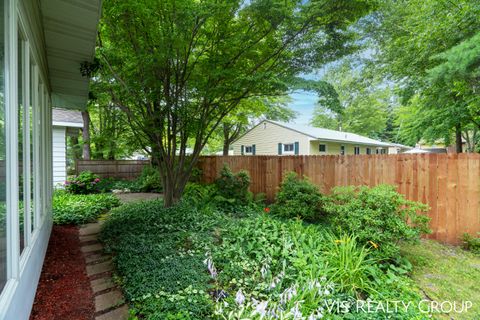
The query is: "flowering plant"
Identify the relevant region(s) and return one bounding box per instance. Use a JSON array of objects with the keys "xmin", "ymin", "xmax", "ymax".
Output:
[{"xmin": 65, "ymin": 171, "xmax": 102, "ymax": 194}]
